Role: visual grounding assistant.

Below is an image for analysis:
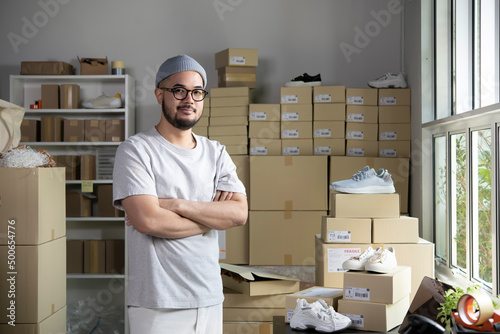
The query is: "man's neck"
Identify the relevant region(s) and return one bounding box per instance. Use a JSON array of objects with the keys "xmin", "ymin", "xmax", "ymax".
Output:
[{"xmin": 155, "ymin": 121, "xmax": 196, "ymax": 149}]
